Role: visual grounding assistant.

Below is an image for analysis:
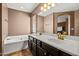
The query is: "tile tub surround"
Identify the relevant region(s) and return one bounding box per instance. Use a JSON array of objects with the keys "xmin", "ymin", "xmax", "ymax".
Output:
[{"xmin": 29, "ymin": 34, "xmax": 79, "ymax": 56}]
